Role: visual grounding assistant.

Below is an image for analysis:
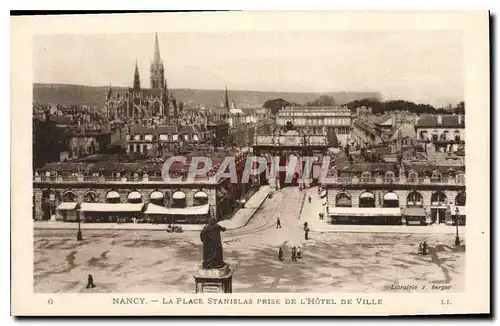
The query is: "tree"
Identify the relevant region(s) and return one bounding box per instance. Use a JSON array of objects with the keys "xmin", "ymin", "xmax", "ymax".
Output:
[
  {"xmin": 263, "ymin": 98, "xmax": 291, "ymax": 116},
  {"xmin": 306, "ymin": 95, "xmax": 335, "ymax": 107}
]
